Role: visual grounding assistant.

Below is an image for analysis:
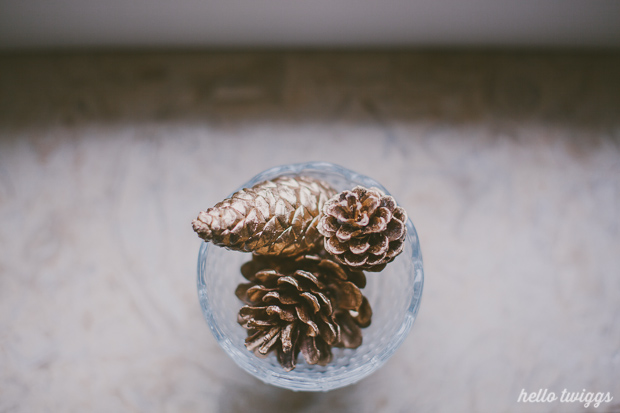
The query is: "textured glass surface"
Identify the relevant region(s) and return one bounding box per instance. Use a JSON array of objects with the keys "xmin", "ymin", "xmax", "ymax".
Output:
[{"xmin": 197, "ymin": 162, "xmax": 424, "ymax": 391}]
